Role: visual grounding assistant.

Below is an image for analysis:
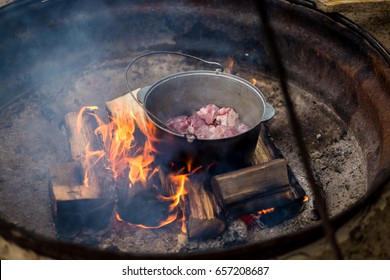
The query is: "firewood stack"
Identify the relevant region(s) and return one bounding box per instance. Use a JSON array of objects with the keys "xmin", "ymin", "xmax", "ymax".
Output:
[{"xmin": 49, "ymin": 88, "xmax": 305, "ymax": 239}]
